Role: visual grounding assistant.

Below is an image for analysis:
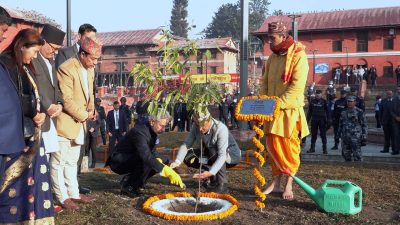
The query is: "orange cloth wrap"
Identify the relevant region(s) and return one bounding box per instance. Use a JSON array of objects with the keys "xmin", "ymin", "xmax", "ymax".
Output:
[{"xmin": 266, "ymin": 121, "xmax": 301, "ymax": 176}]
